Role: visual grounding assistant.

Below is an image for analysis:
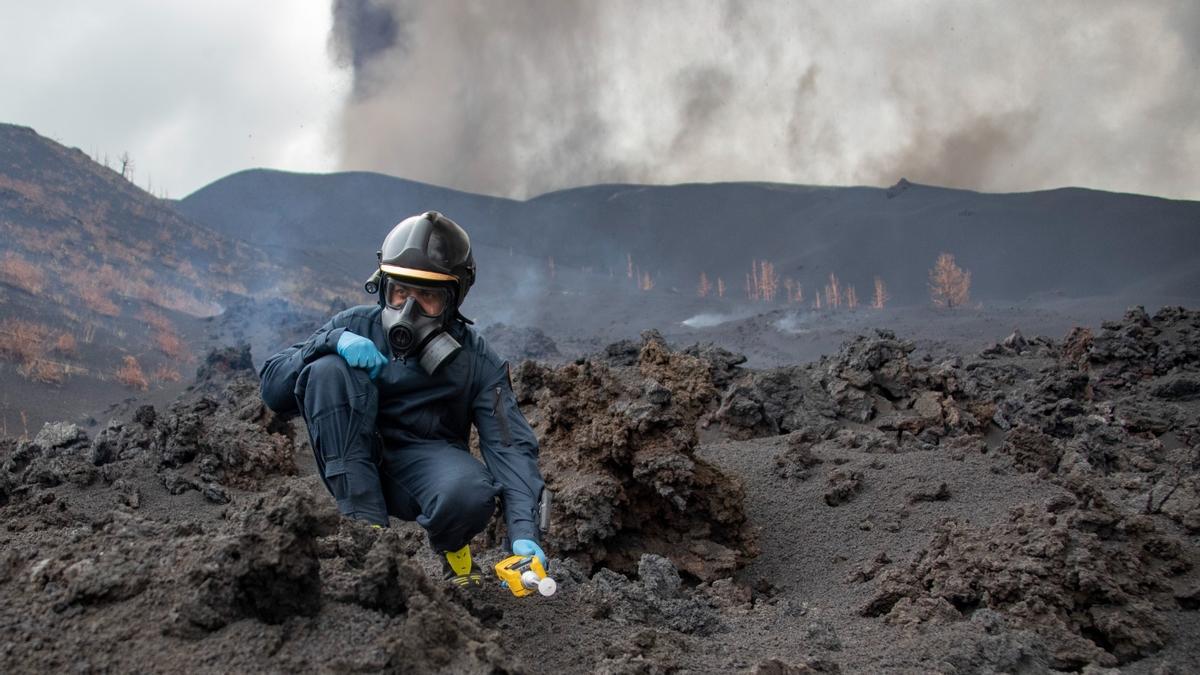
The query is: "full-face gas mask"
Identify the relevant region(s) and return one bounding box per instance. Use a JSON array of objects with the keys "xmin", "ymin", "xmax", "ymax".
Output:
[
  {"xmin": 379, "ymin": 277, "xmax": 462, "ymax": 375},
  {"xmin": 364, "ymin": 211, "xmax": 477, "ymax": 375}
]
